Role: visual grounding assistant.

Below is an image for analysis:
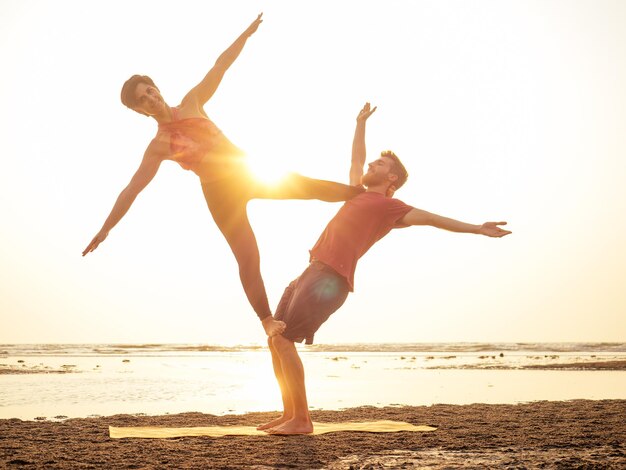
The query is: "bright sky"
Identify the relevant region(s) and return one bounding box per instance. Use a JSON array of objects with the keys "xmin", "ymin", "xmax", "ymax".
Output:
[{"xmin": 1, "ymin": 0, "xmax": 625, "ymax": 345}]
